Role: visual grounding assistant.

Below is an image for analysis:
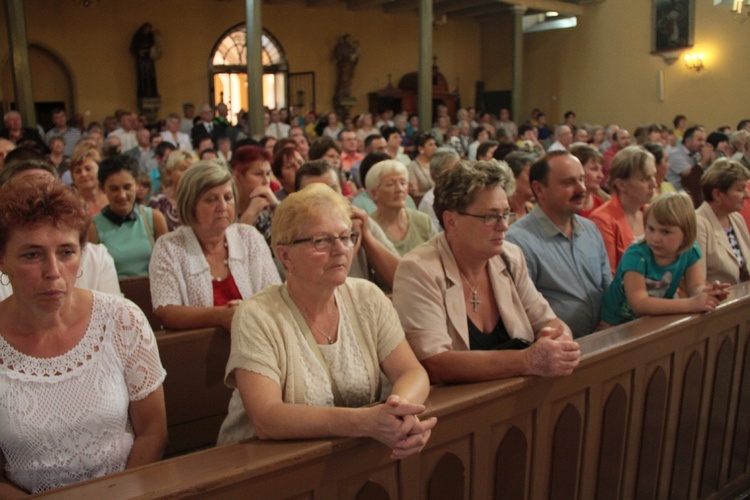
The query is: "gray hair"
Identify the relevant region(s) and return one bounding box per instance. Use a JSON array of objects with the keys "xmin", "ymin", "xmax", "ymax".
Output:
[
  {"xmin": 429, "ymin": 148, "xmax": 460, "ymax": 180},
  {"xmin": 176, "ymin": 160, "xmax": 237, "ymax": 228},
  {"xmin": 364, "ymin": 159, "xmax": 409, "ymax": 194},
  {"xmin": 433, "ymin": 159, "xmax": 515, "ymax": 231}
]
